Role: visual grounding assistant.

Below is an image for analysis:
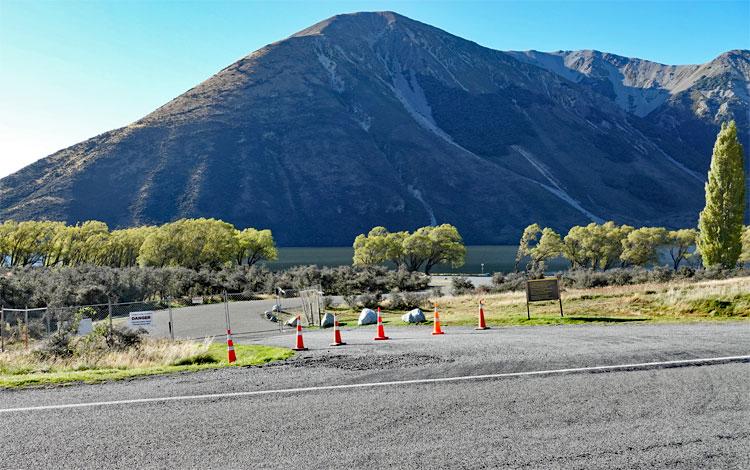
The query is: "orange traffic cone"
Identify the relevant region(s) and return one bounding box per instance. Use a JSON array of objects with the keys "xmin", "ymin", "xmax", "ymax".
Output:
[
  {"xmin": 432, "ymin": 303, "xmax": 444, "ymax": 335},
  {"xmin": 476, "ymin": 299, "xmax": 489, "ymax": 330},
  {"xmin": 226, "ymin": 329, "xmax": 237, "ymax": 363},
  {"xmin": 374, "ymin": 307, "xmax": 389, "ymax": 340},
  {"xmin": 293, "ymin": 315, "xmax": 308, "ymax": 351},
  {"xmin": 330, "ymin": 316, "xmax": 346, "ymax": 346}
]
